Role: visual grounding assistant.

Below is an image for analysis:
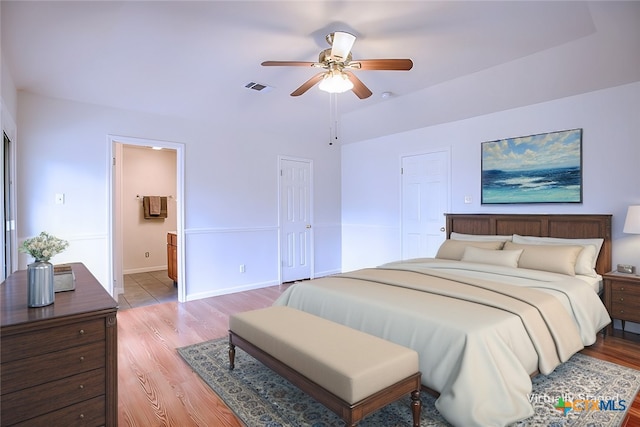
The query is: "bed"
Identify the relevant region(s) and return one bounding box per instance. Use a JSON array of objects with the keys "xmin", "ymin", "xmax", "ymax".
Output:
[{"xmin": 273, "ymin": 213, "xmax": 612, "ymax": 427}]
